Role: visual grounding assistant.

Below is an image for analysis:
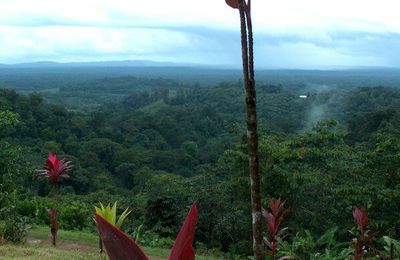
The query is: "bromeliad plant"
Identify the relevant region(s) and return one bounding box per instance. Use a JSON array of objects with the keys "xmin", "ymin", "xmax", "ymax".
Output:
[
  {"xmin": 95, "ymin": 201, "xmax": 132, "ymax": 229},
  {"xmin": 350, "ymin": 207, "xmax": 378, "ymax": 260},
  {"xmin": 94, "ymin": 201, "xmax": 132, "ymax": 253},
  {"xmin": 262, "ymin": 197, "xmax": 289, "ymax": 259},
  {"xmin": 36, "ymin": 152, "xmax": 72, "ymax": 246}
]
